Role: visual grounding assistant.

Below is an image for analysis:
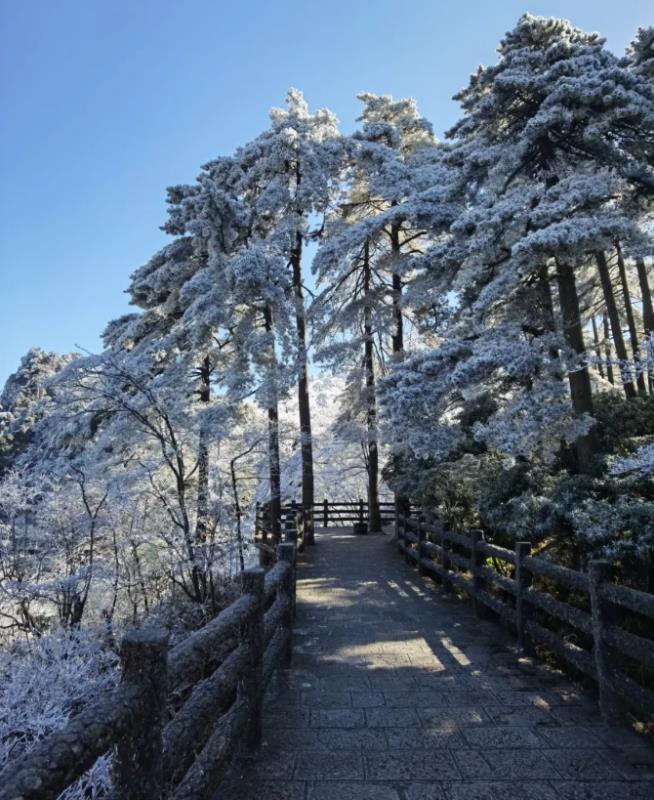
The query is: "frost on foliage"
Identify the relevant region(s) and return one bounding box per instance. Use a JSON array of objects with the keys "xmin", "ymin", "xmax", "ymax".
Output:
[
  {"xmin": 473, "ymin": 377, "xmax": 595, "ymax": 463},
  {"xmin": 235, "ymin": 88, "xmax": 342, "ymax": 243},
  {"xmin": 438, "ymin": 11, "xmax": 654, "ymax": 322},
  {"xmin": 311, "ymin": 92, "xmax": 444, "ymax": 468},
  {"xmin": 625, "ymin": 26, "xmax": 654, "ymax": 81},
  {"xmin": 380, "ymin": 324, "xmax": 595, "ymax": 464},
  {"xmin": 0, "ymin": 628, "xmax": 117, "ymax": 798},
  {"xmin": 276, "ymin": 374, "xmax": 385, "ymax": 501},
  {"xmin": 611, "ymin": 442, "xmax": 654, "ymax": 479},
  {"xmin": 570, "ymin": 496, "xmax": 654, "ymax": 561},
  {"xmin": 380, "ymin": 12, "xmax": 653, "ymax": 483},
  {"xmin": 0, "ymin": 348, "xmax": 79, "ymax": 472},
  {"xmin": 379, "ymin": 343, "xmax": 468, "ymax": 461}
]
